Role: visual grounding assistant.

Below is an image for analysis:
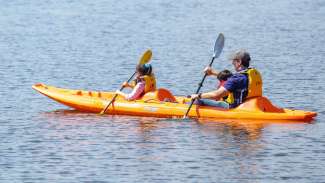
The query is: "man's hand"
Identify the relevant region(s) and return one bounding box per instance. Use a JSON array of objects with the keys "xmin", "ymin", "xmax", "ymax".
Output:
[{"xmin": 190, "ymin": 93, "xmax": 201, "ymax": 100}]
